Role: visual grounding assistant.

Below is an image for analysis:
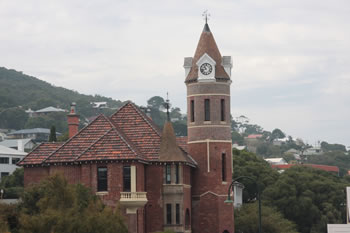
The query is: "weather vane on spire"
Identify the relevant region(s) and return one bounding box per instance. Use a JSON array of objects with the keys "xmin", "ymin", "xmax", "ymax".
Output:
[
  {"xmin": 164, "ymin": 92, "xmax": 171, "ymax": 121},
  {"xmin": 202, "ymin": 10, "xmax": 210, "ymax": 24}
]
